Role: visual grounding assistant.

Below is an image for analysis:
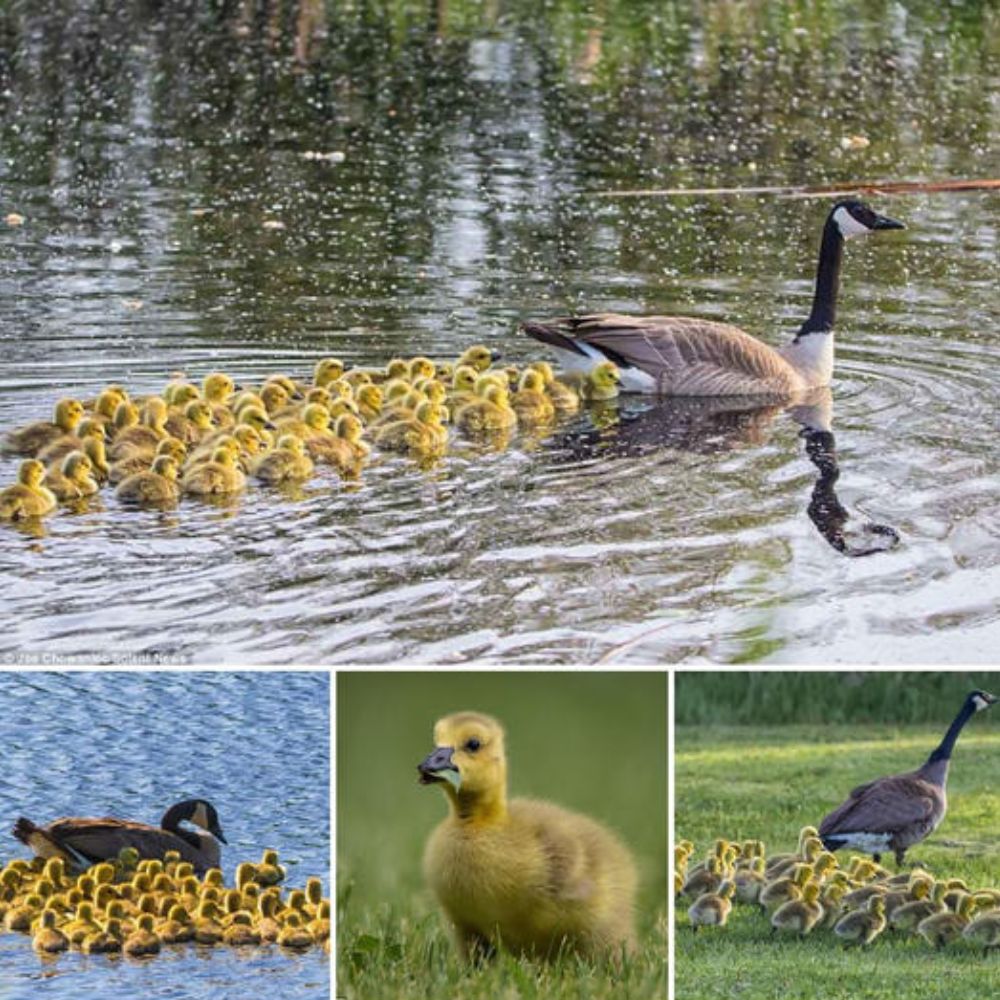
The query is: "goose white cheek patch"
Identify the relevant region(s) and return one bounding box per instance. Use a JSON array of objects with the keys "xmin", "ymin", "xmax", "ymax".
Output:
[{"xmin": 833, "ymin": 206, "xmax": 871, "ymax": 239}]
